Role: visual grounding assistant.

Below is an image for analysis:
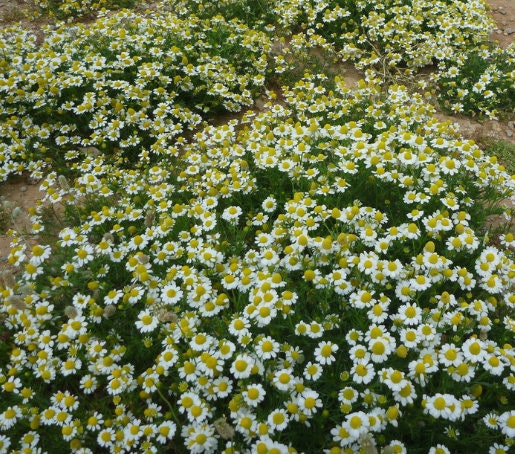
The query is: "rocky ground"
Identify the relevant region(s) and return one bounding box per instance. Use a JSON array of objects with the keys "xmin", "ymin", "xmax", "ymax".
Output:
[{"xmin": 0, "ymin": 0, "xmax": 514, "ymax": 262}]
